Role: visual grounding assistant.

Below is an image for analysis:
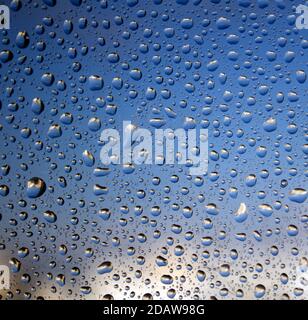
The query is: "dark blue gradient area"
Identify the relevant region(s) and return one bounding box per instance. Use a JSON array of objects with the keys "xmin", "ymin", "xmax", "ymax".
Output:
[{"xmin": 0, "ymin": 0, "xmax": 307, "ymax": 300}]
